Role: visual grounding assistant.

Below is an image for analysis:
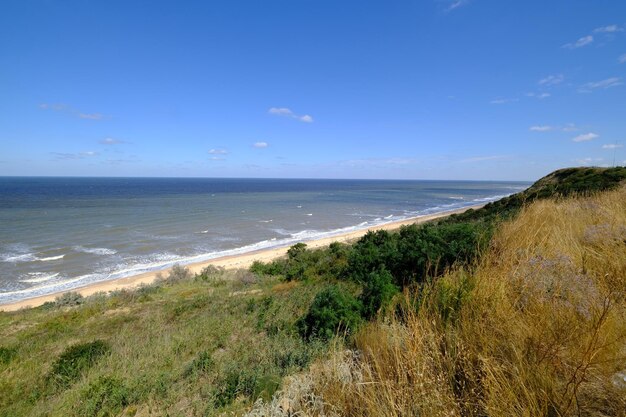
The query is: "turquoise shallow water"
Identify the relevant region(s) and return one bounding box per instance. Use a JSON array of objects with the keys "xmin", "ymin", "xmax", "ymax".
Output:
[{"xmin": 0, "ymin": 177, "xmax": 529, "ymax": 303}]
